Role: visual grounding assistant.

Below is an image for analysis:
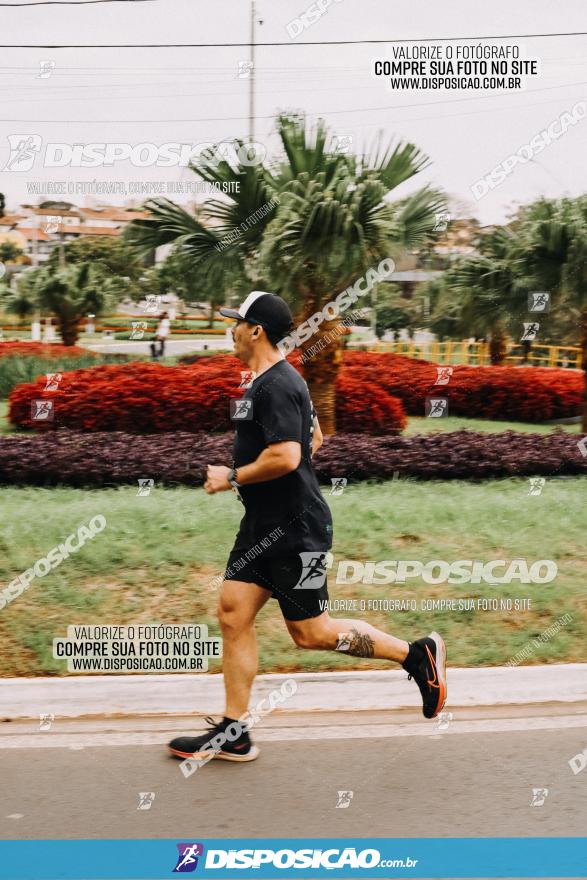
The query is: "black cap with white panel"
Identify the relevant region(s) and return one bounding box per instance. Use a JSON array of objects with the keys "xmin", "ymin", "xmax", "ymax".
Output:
[{"xmin": 220, "ymin": 291, "xmax": 294, "ymax": 336}]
